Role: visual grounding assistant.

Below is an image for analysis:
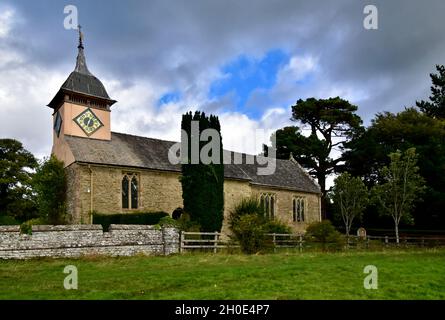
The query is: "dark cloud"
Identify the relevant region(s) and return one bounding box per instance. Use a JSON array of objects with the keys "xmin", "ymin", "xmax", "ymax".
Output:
[{"xmin": 1, "ymin": 0, "xmax": 445, "ymax": 157}]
